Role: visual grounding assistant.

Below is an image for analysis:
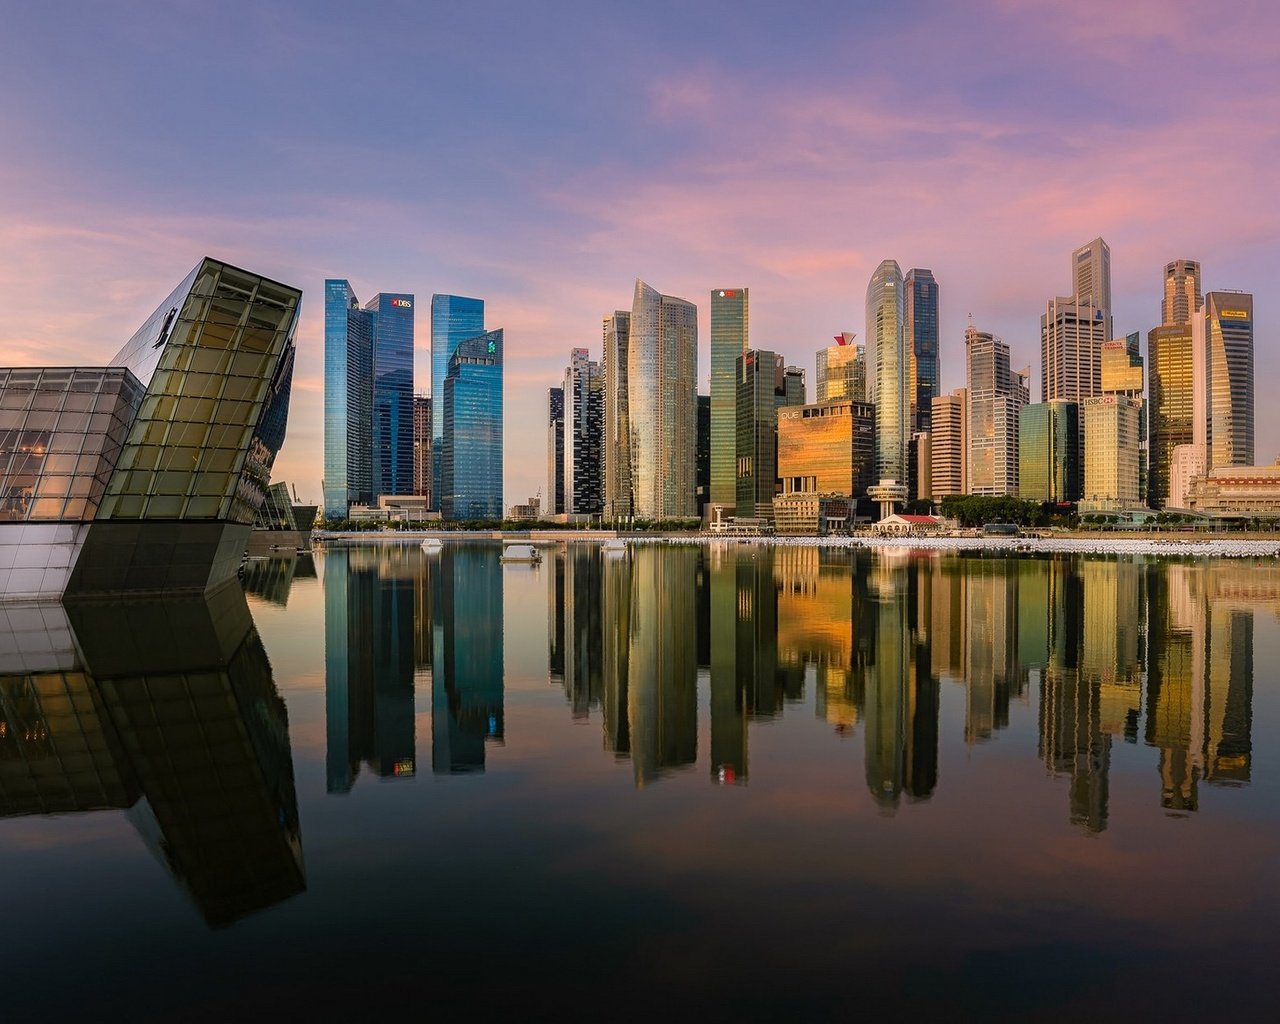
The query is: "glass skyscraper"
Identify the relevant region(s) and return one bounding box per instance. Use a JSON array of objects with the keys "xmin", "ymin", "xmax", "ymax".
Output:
[
  {"xmin": 865, "ymin": 260, "xmax": 907, "ymax": 483},
  {"xmin": 710, "ymin": 288, "xmax": 748, "ymax": 509},
  {"xmin": 430, "ymin": 294, "xmax": 484, "ymax": 509},
  {"xmin": 603, "ymin": 311, "xmax": 631, "ymax": 520},
  {"xmin": 367, "ymin": 292, "xmax": 415, "ymax": 499},
  {"xmin": 1205, "ymin": 291, "xmax": 1254, "ymax": 470},
  {"xmin": 1019, "ymin": 401, "xmax": 1079, "ymax": 502},
  {"xmin": 441, "ymin": 329, "xmax": 503, "ymax": 520},
  {"xmin": 904, "ymin": 269, "xmax": 939, "ymax": 433},
  {"xmin": 323, "ymin": 280, "xmax": 373, "ymax": 518}
]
